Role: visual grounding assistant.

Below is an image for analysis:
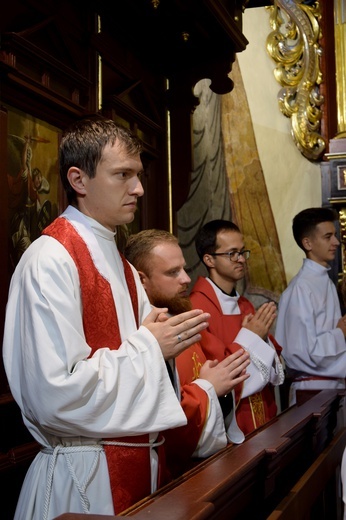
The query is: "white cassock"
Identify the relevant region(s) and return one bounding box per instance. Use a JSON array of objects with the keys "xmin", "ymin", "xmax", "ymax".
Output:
[
  {"xmin": 275, "ymin": 258, "xmax": 346, "ymax": 406},
  {"xmin": 2, "ymin": 206, "xmax": 187, "ymax": 520}
]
